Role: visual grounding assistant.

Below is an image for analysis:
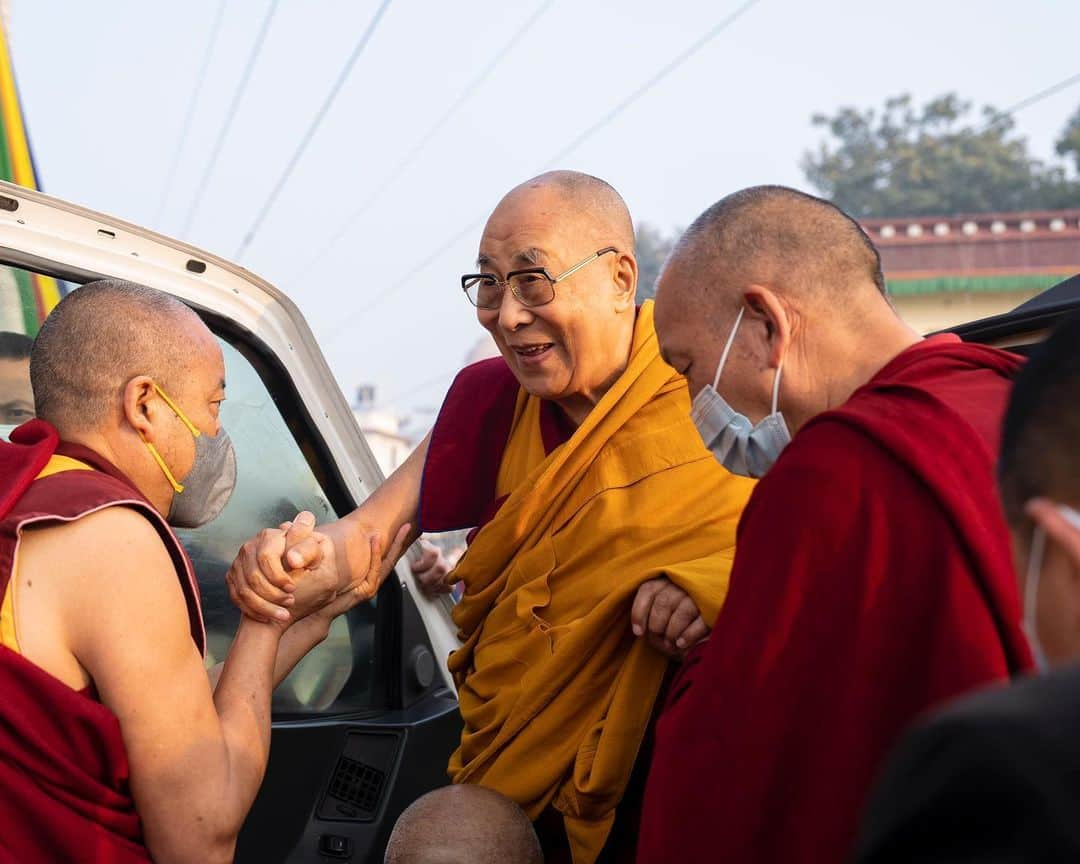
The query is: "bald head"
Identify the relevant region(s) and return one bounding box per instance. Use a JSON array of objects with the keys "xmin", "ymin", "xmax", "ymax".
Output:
[
  {"xmin": 384, "ymin": 785, "xmax": 542, "ymax": 864},
  {"xmin": 497, "ymin": 170, "xmax": 635, "ymax": 253},
  {"xmin": 31, "ymin": 280, "xmax": 205, "ymax": 434},
  {"xmin": 654, "ymin": 186, "xmax": 919, "ymax": 438},
  {"xmin": 671, "ymin": 185, "xmax": 885, "ymax": 315}
]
